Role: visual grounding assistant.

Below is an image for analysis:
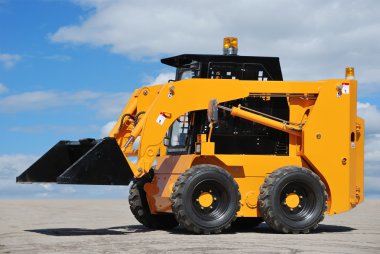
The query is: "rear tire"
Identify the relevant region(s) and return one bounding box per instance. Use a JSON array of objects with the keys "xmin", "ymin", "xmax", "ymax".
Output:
[
  {"xmin": 259, "ymin": 166, "xmax": 327, "ymax": 234},
  {"xmin": 128, "ymin": 171, "xmax": 178, "ymax": 230},
  {"xmin": 171, "ymin": 164, "xmax": 241, "ymax": 234}
]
